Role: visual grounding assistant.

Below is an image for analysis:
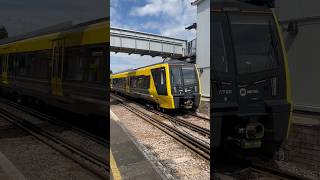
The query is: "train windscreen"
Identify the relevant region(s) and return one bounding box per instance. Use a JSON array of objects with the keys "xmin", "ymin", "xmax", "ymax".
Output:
[
  {"xmin": 182, "ymin": 66, "xmax": 197, "ymax": 85},
  {"xmin": 170, "ymin": 65, "xmax": 198, "ymax": 94},
  {"xmin": 171, "ymin": 65, "xmax": 197, "ymax": 86},
  {"xmin": 230, "ymin": 14, "xmax": 279, "ymax": 74}
]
